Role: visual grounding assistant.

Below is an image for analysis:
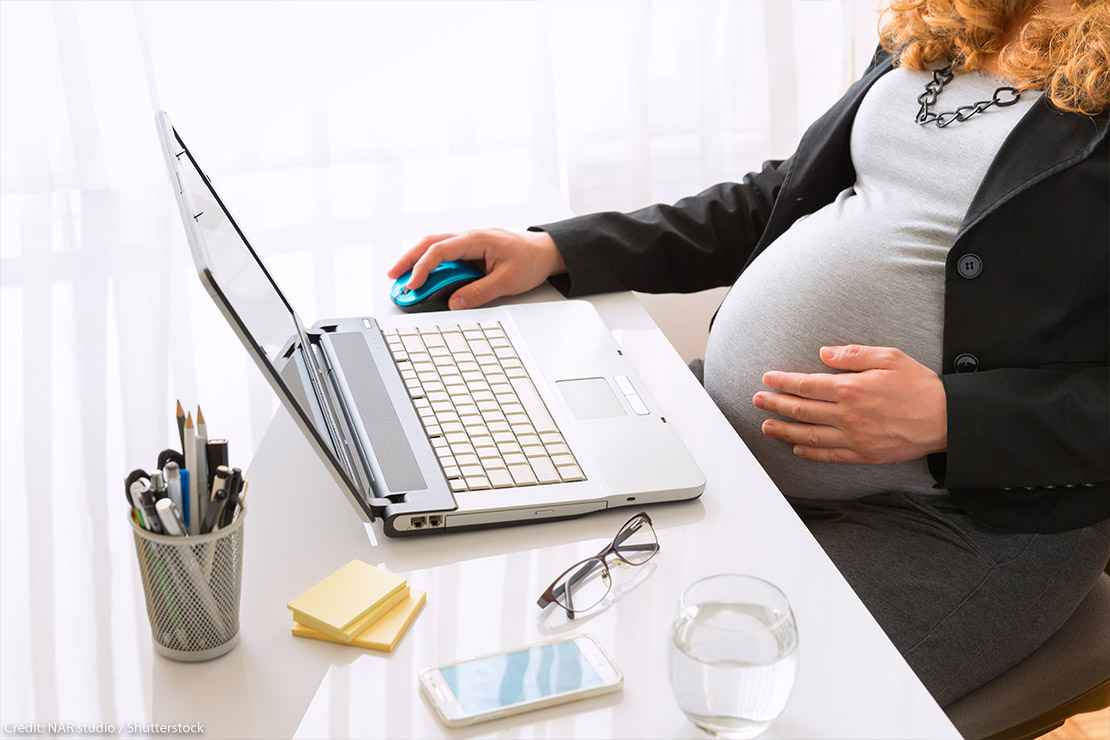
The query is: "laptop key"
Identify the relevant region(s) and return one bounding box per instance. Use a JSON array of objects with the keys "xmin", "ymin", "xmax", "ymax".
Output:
[
  {"xmin": 465, "ymin": 476, "xmax": 490, "ymax": 491},
  {"xmin": 558, "ymin": 465, "xmax": 585, "ymax": 482},
  {"xmin": 442, "ymin": 466, "xmax": 461, "ymax": 479},
  {"xmin": 488, "ymin": 469, "xmax": 513, "ymax": 488},
  {"xmin": 470, "ymin": 435, "xmax": 494, "ymax": 450},
  {"xmin": 503, "ymin": 452, "xmax": 526, "ymax": 465},
  {"xmin": 444, "ymin": 333, "xmax": 468, "ymax": 353},
  {"xmin": 450, "ymin": 479, "xmax": 466, "ymax": 492},
  {"xmin": 523, "ymin": 445, "xmax": 547, "ymax": 459},
  {"xmin": 530, "ymin": 456, "xmax": 560, "ymax": 484},
  {"xmin": 469, "ymin": 339, "xmax": 493, "ymax": 356},
  {"xmin": 509, "ymin": 465, "xmax": 537, "ymax": 486},
  {"xmin": 551, "ymin": 454, "xmax": 576, "ymax": 467},
  {"xmin": 483, "ymin": 456, "xmax": 507, "ymax": 470}
]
